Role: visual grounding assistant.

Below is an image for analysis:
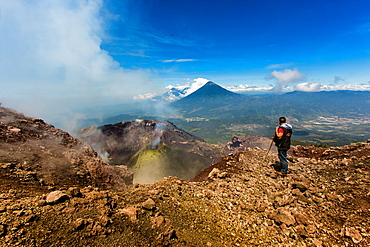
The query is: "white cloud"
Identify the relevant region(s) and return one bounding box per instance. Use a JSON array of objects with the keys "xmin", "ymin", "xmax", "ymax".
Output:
[
  {"xmin": 226, "ymin": 84, "xmax": 273, "ymax": 92},
  {"xmin": 0, "ymin": 0, "xmax": 156, "ymax": 129},
  {"xmin": 166, "ymin": 78, "xmax": 209, "ymax": 95},
  {"xmin": 267, "ymin": 68, "xmax": 306, "ymax": 86},
  {"xmin": 183, "ymin": 78, "xmax": 209, "ymax": 95},
  {"xmin": 265, "ymin": 63, "xmax": 295, "ymax": 69},
  {"xmin": 321, "ymin": 83, "xmax": 370, "ymax": 91},
  {"xmin": 132, "ymin": 78, "xmax": 209, "ymax": 102},
  {"xmin": 160, "ymin": 59, "xmax": 197, "ymax": 63},
  {"xmin": 134, "ymin": 78, "xmax": 370, "ymax": 103},
  {"xmin": 294, "ymin": 82, "xmax": 370, "ymax": 92},
  {"xmin": 294, "ymin": 82, "xmax": 322, "ymax": 92},
  {"xmin": 133, "ymin": 93, "xmax": 158, "ymax": 100}
]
